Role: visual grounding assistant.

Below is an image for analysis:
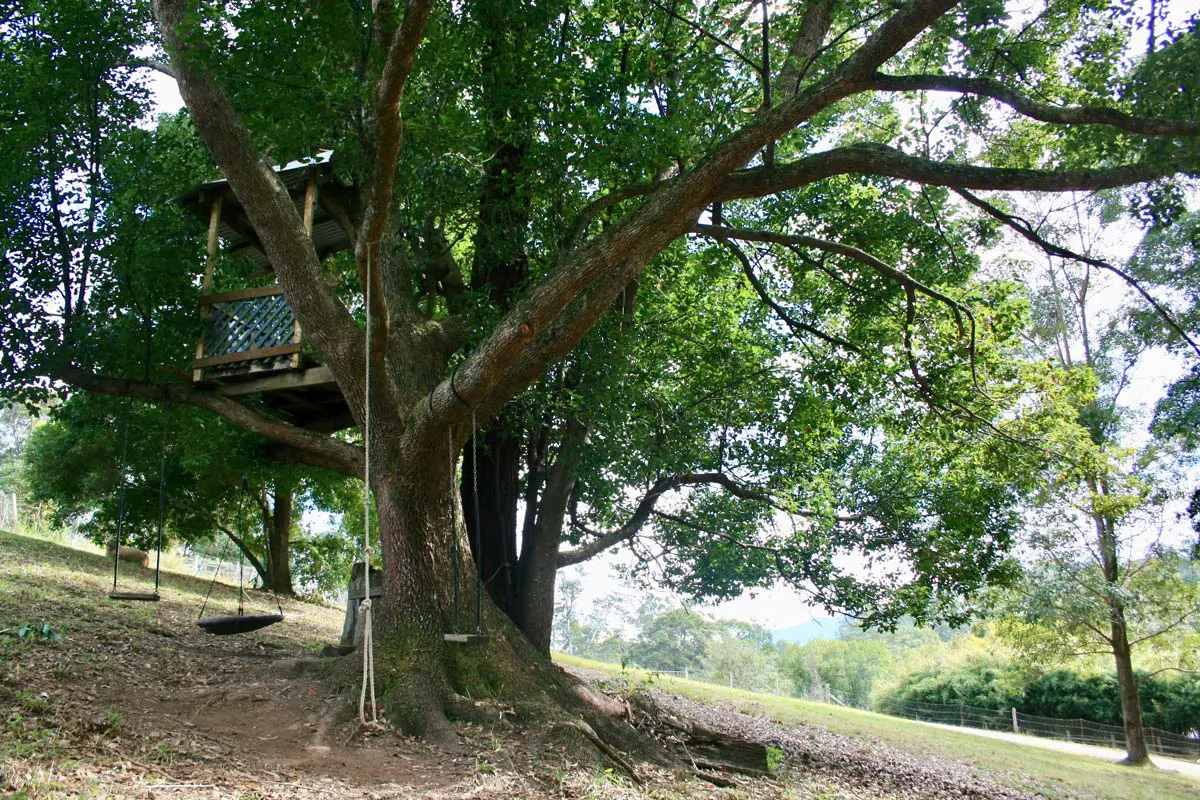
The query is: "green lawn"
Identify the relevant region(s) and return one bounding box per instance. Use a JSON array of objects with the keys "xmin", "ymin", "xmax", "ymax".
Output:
[{"xmin": 553, "ymin": 652, "xmax": 1200, "ymax": 800}]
